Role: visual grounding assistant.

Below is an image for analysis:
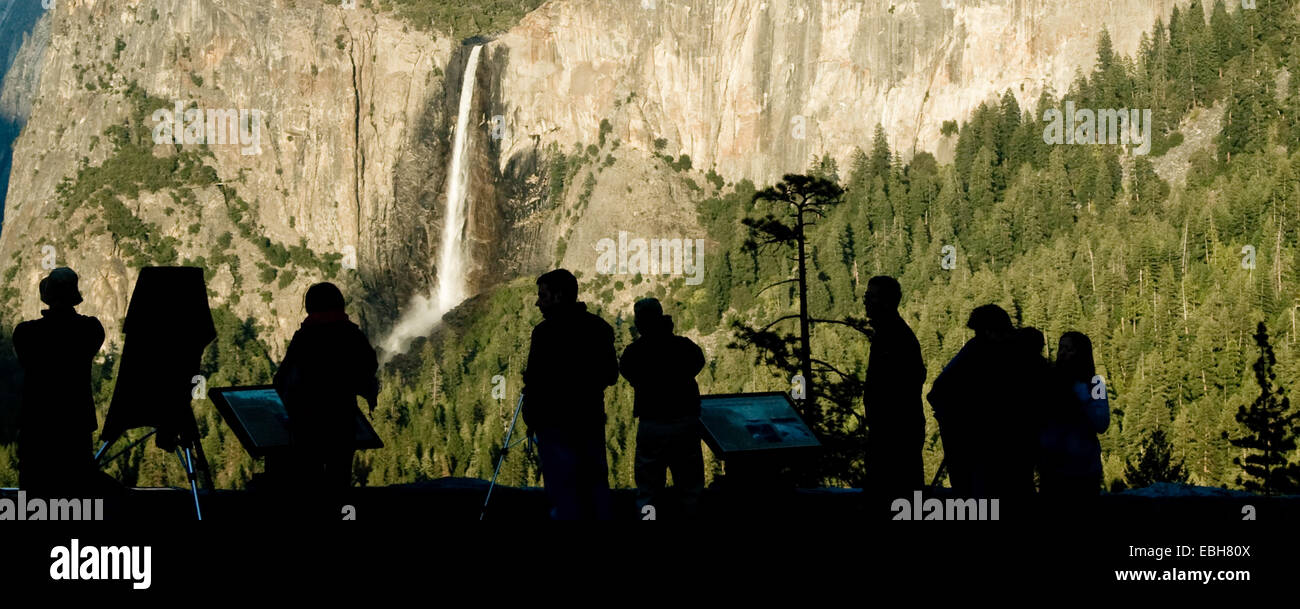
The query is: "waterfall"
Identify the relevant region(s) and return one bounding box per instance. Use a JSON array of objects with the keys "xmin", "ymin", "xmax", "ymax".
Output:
[
  {"xmin": 435, "ymin": 44, "xmax": 482, "ymax": 317},
  {"xmin": 381, "ymin": 45, "xmax": 483, "ymax": 357}
]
